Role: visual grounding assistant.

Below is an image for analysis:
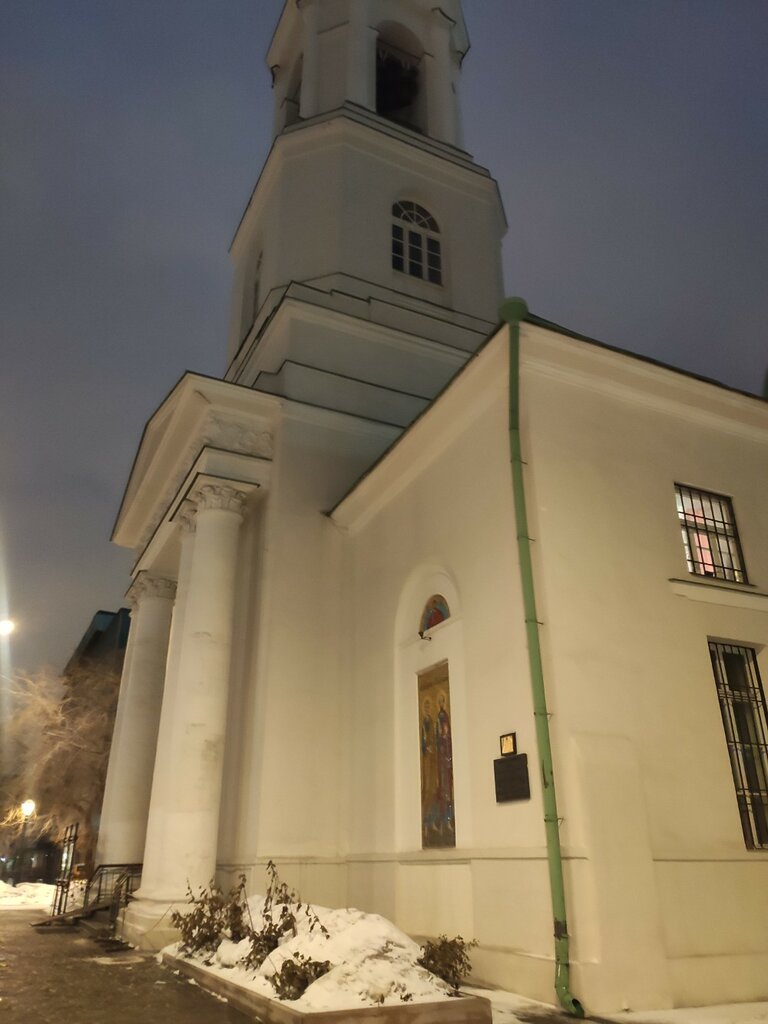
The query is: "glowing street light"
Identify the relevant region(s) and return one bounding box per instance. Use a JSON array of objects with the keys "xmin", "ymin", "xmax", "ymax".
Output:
[
  {"xmin": 17, "ymin": 799, "xmax": 36, "ymax": 885},
  {"xmin": 0, "ymin": 619, "xmax": 14, "ymax": 637}
]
